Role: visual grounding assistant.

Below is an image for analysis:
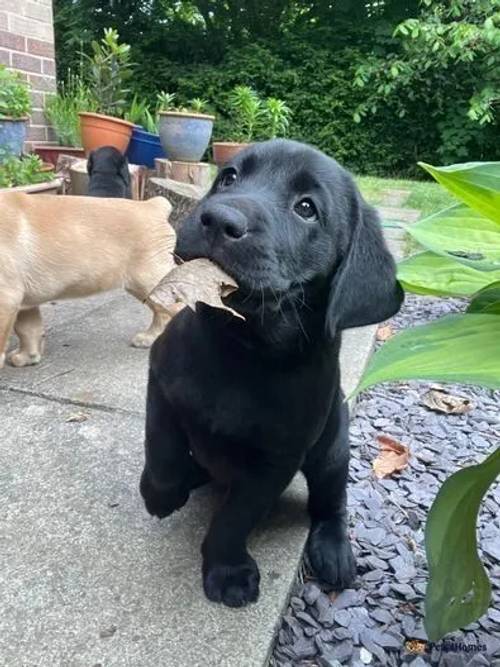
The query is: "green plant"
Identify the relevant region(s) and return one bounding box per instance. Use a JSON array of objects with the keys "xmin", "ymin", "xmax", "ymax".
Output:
[
  {"xmin": 0, "ymin": 65, "xmax": 31, "ymax": 119},
  {"xmin": 228, "ymin": 85, "xmax": 263, "ymax": 142},
  {"xmin": 156, "ymin": 91, "xmax": 177, "ymax": 112},
  {"xmin": 156, "ymin": 91, "xmax": 210, "ymax": 115},
  {"xmin": 124, "ymin": 94, "xmax": 150, "ymax": 125},
  {"xmin": 0, "ymin": 154, "xmax": 53, "ymax": 188},
  {"xmin": 45, "ymin": 71, "xmax": 97, "ymax": 145},
  {"xmin": 261, "ymin": 97, "xmax": 292, "ymax": 139},
  {"xmin": 82, "ymin": 28, "xmax": 134, "ymax": 117},
  {"xmin": 353, "ymin": 0, "xmax": 499, "ymax": 164},
  {"xmin": 189, "ymin": 97, "xmax": 209, "ymax": 113},
  {"xmin": 354, "ymin": 160, "xmax": 500, "ymax": 641}
]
